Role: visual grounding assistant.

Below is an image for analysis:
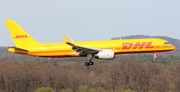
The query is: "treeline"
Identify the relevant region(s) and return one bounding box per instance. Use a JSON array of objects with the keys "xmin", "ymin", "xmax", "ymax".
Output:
[{"xmin": 0, "ymin": 59, "xmax": 180, "ymax": 92}]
